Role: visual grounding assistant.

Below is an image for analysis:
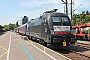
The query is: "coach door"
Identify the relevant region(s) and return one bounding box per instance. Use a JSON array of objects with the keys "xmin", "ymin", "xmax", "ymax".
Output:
[{"xmin": 41, "ymin": 18, "xmax": 47, "ymax": 38}]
